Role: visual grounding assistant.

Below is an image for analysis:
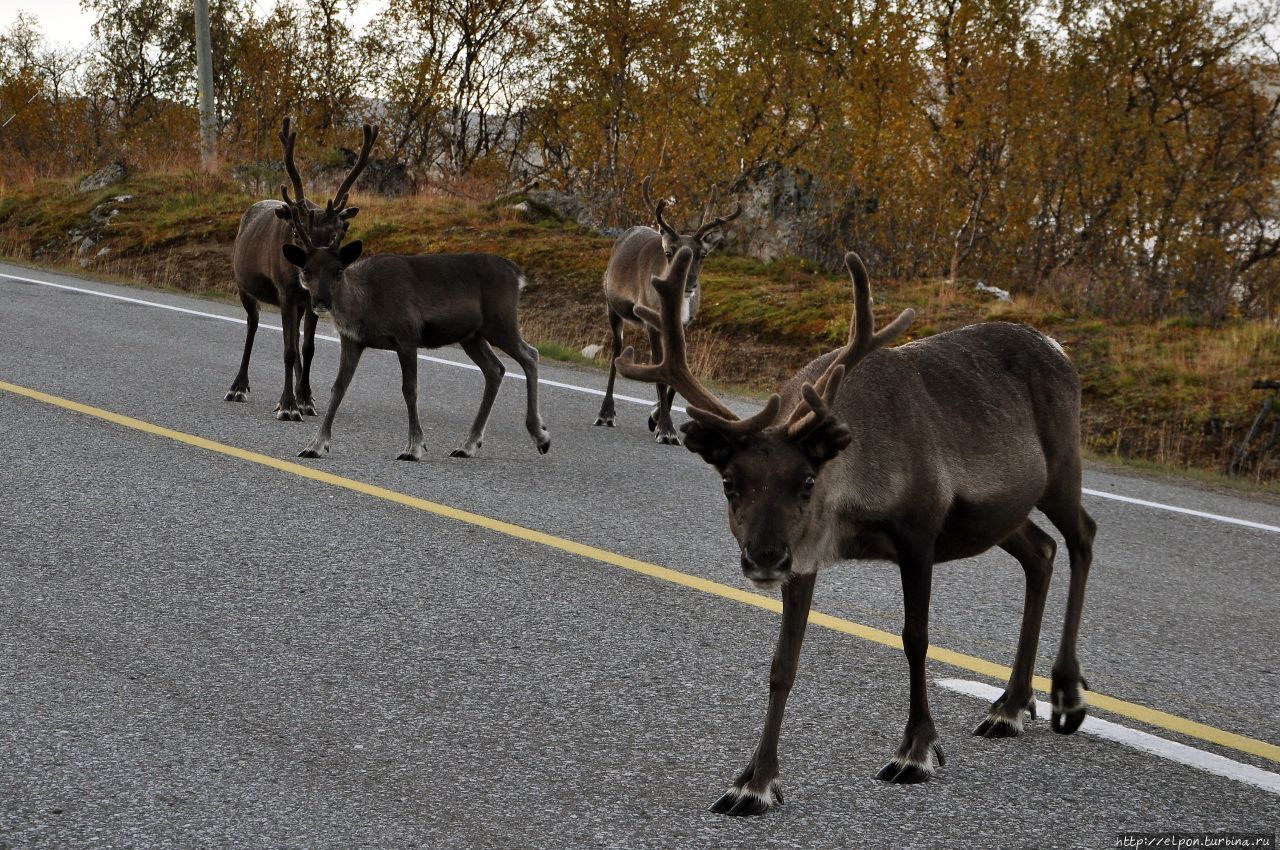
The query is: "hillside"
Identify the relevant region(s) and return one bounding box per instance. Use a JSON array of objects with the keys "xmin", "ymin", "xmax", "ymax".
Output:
[{"xmin": 1, "ymin": 171, "xmax": 1277, "ymax": 486}]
